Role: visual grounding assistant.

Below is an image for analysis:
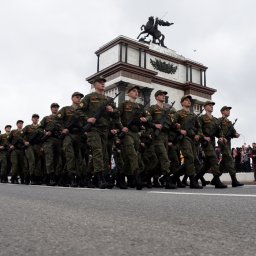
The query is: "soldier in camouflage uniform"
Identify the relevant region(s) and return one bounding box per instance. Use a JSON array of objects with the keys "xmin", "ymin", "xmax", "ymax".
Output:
[
  {"xmin": 119, "ymin": 86, "xmax": 149, "ymax": 190},
  {"xmin": 8, "ymin": 120, "xmax": 26, "ymax": 184},
  {"xmin": 174, "ymin": 95, "xmax": 203, "ymax": 189},
  {"xmin": 23, "ymin": 114, "xmax": 44, "ymax": 185},
  {"xmin": 77, "ymin": 76, "xmax": 120, "ymax": 189},
  {"xmin": 218, "ymin": 106, "xmax": 244, "ymax": 187},
  {"xmin": 148, "ymin": 90, "xmax": 178, "ymax": 189},
  {"xmin": 56, "ymin": 92, "xmax": 85, "ymax": 187},
  {"xmin": 0, "ymin": 125, "xmax": 12, "ymax": 183},
  {"xmin": 40, "ymin": 103, "xmax": 62, "ymax": 186},
  {"xmin": 198, "ymin": 101, "xmax": 227, "ymax": 188}
]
